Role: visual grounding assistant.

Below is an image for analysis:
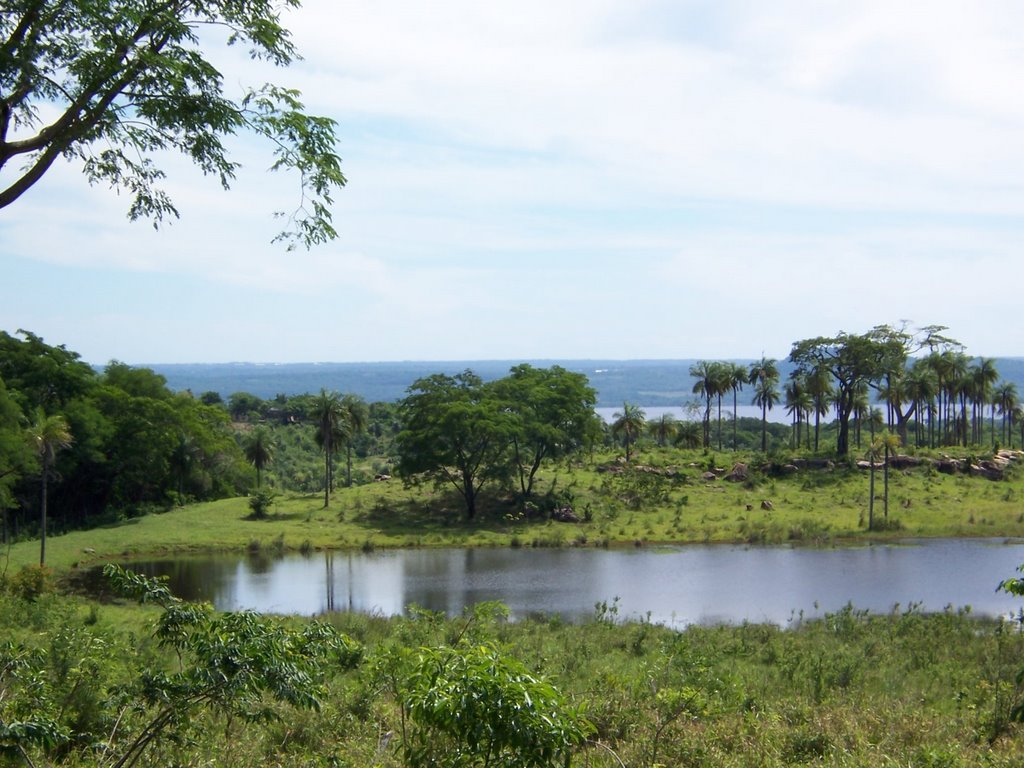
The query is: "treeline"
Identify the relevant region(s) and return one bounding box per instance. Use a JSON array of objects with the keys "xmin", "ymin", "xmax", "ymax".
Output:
[
  {"xmin": 0, "ymin": 331, "xmax": 251, "ymax": 544},
  {"xmin": 684, "ymin": 324, "xmax": 1022, "ymax": 457},
  {"xmin": 3, "ymin": 324, "xmax": 1019, "ymax": 543}
]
